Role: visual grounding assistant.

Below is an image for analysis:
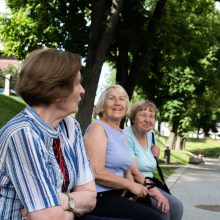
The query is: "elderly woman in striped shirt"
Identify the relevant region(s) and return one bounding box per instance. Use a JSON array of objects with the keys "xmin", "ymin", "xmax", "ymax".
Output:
[{"xmin": 0, "ymin": 48, "xmax": 96, "ymax": 220}]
